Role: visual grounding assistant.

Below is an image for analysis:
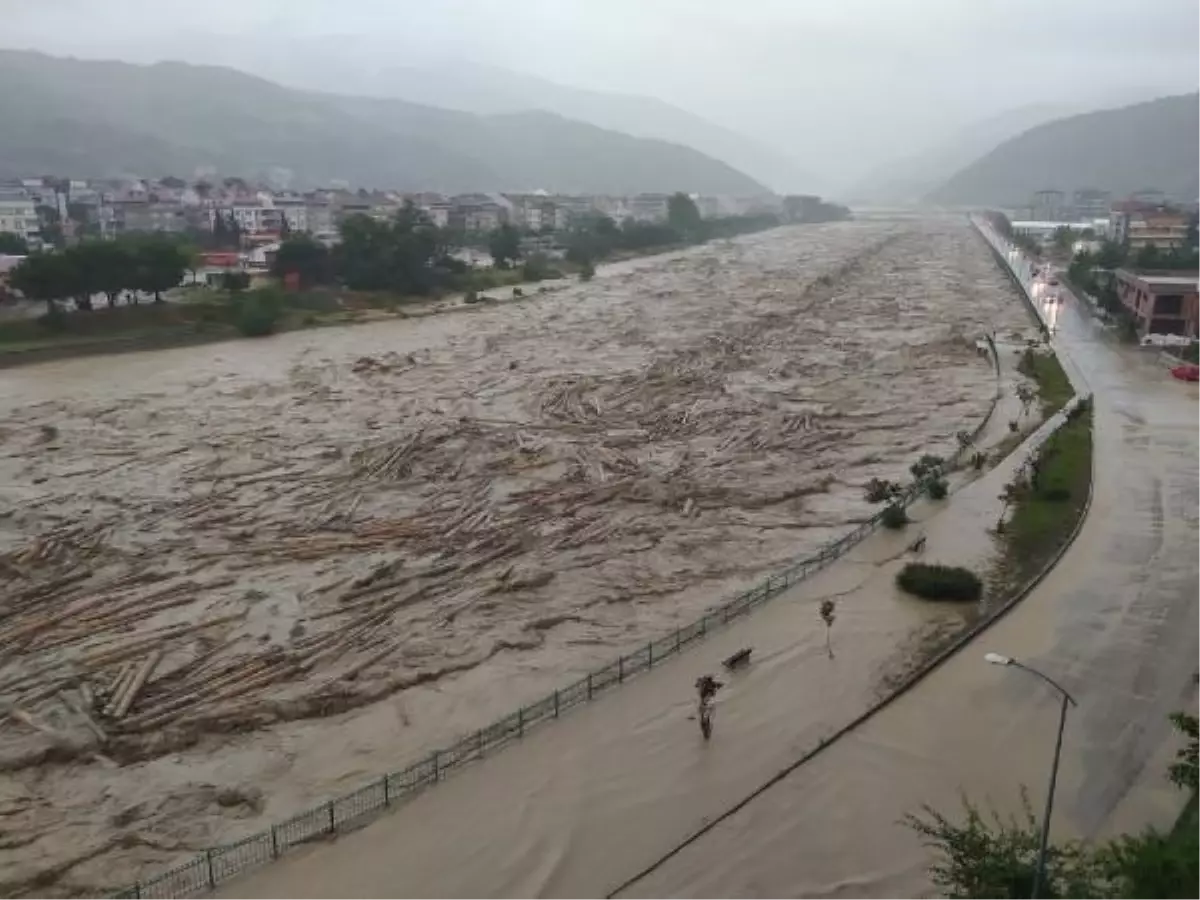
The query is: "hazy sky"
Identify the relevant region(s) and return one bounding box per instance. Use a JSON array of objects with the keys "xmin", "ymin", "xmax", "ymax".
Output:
[{"xmin": 3, "ymin": 0, "xmax": 1198, "ymax": 185}]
